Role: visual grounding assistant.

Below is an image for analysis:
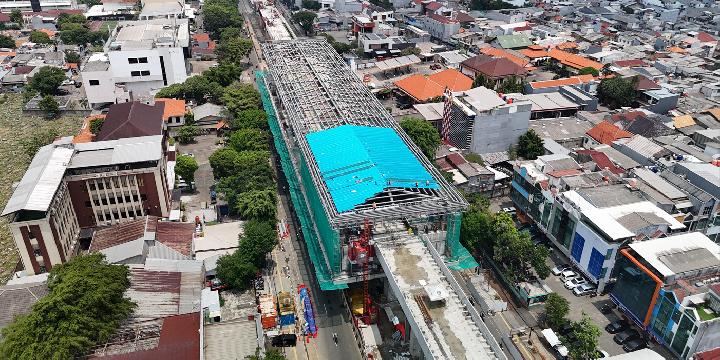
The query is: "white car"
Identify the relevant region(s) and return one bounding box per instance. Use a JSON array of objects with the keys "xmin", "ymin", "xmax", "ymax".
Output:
[
  {"xmin": 560, "ymin": 270, "xmax": 579, "ymax": 282},
  {"xmin": 564, "ymin": 277, "xmax": 587, "ymax": 290},
  {"xmin": 573, "ymin": 283, "xmax": 596, "ymax": 296},
  {"xmin": 552, "ymin": 264, "xmax": 572, "ymax": 276}
]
